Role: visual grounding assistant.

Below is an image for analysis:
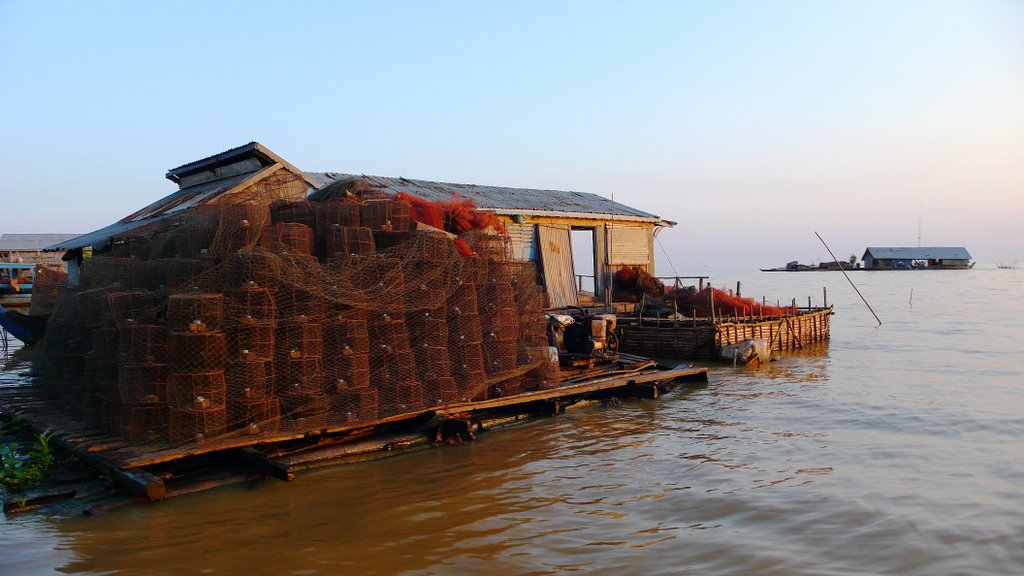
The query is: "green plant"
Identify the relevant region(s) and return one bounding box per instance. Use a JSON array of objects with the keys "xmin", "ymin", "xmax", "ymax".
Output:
[
  {"xmin": 32, "ymin": 431, "xmax": 55, "ymax": 469},
  {"xmin": 0, "ymin": 432, "xmax": 59, "ymax": 490}
]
